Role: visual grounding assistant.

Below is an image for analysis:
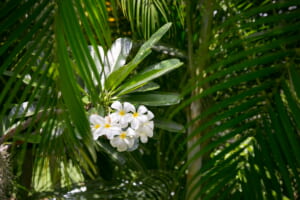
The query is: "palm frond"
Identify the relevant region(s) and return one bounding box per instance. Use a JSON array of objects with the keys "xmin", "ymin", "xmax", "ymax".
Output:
[
  {"xmin": 175, "ymin": 1, "xmax": 300, "ymax": 199},
  {"xmin": 118, "ymin": 0, "xmax": 173, "ymax": 39},
  {"xmin": 0, "ymin": 0, "xmax": 113, "ymax": 194},
  {"xmin": 32, "ymin": 170, "xmax": 176, "ymax": 200}
]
